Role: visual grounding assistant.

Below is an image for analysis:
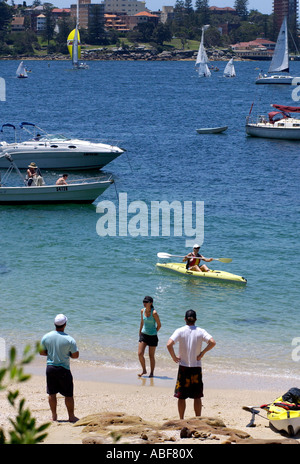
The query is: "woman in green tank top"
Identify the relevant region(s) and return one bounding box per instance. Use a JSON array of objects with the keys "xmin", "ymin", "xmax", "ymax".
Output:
[{"xmin": 138, "ymin": 296, "xmax": 161, "ymax": 378}]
